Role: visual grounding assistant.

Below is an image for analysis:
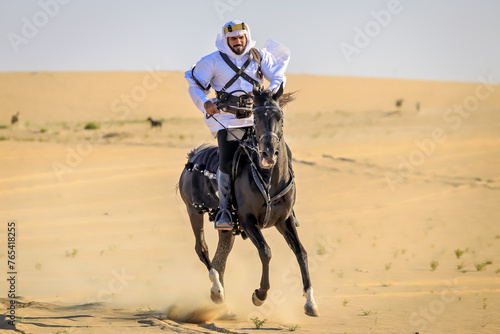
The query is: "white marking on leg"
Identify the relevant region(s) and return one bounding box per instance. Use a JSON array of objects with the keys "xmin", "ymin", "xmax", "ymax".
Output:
[
  {"xmin": 303, "ymin": 287, "xmax": 320, "ymax": 316},
  {"xmin": 209, "ymin": 268, "xmax": 224, "ymax": 302}
]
